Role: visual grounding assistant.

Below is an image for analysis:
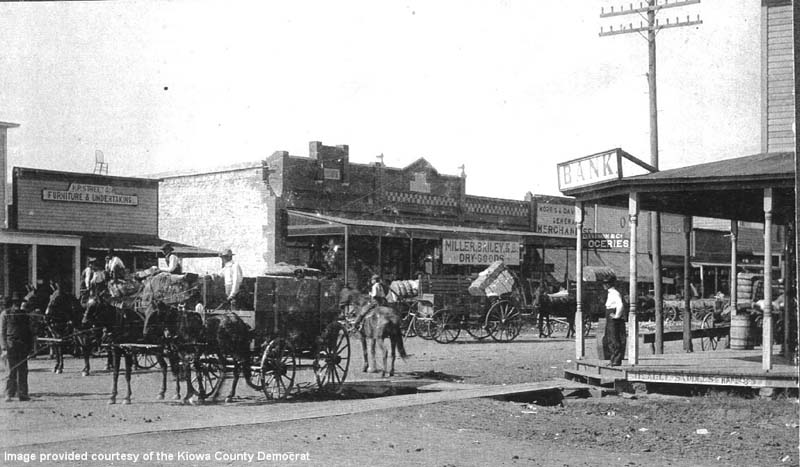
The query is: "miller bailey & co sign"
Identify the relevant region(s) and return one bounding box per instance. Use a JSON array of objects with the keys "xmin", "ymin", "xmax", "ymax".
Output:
[
  {"xmin": 42, "ymin": 183, "xmax": 139, "ymax": 206},
  {"xmin": 442, "ymin": 238, "xmax": 520, "ymax": 266}
]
